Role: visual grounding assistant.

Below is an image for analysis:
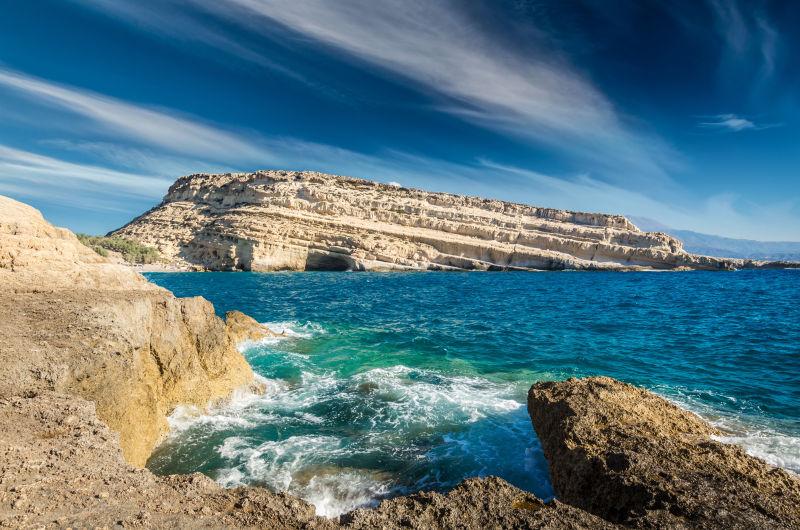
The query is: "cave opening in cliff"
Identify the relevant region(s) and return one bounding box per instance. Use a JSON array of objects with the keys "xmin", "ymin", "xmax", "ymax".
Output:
[{"xmin": 304, "ymin": 251, "xmax": 352, "ymax": 271}]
